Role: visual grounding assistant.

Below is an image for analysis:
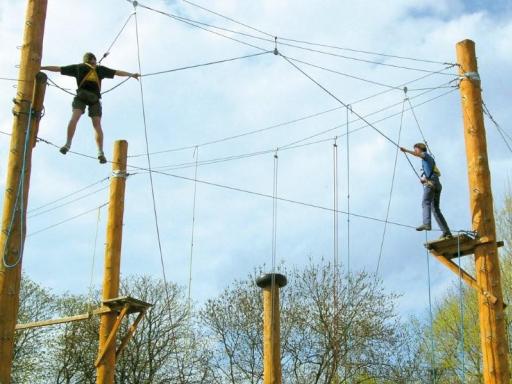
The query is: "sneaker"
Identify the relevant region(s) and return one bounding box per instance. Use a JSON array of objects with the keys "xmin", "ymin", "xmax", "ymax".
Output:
[
  {"xmin": 416, "ymin": 224, "xmax": 432, "ymax": 231},
  {"xmin": 60, "ymin": 145, "xmax": 69, "ymax": 155},
  {"xmin": 439, "ymin": 233, "xmax": 453, "ymax": 240},
  {"xmin": 98, "ymin": 154, "xmax": 107, "ymax": 164}
]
